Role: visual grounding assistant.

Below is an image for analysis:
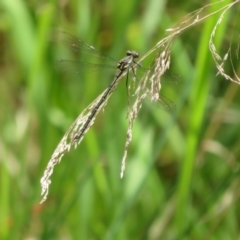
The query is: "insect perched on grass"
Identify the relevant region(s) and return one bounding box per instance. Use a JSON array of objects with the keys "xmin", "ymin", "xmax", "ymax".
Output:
[{"xmin": 40, "ymin": 30, "xmax": 178, "ymax": 203}]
